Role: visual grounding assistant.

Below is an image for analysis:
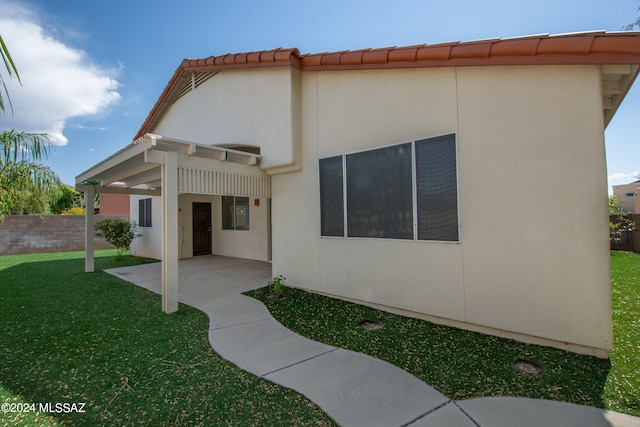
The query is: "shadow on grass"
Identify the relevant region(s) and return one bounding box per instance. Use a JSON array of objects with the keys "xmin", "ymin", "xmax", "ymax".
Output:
[{"xmin": 0, "ymin": 252, "xmax": 335, "ymax": 427}]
